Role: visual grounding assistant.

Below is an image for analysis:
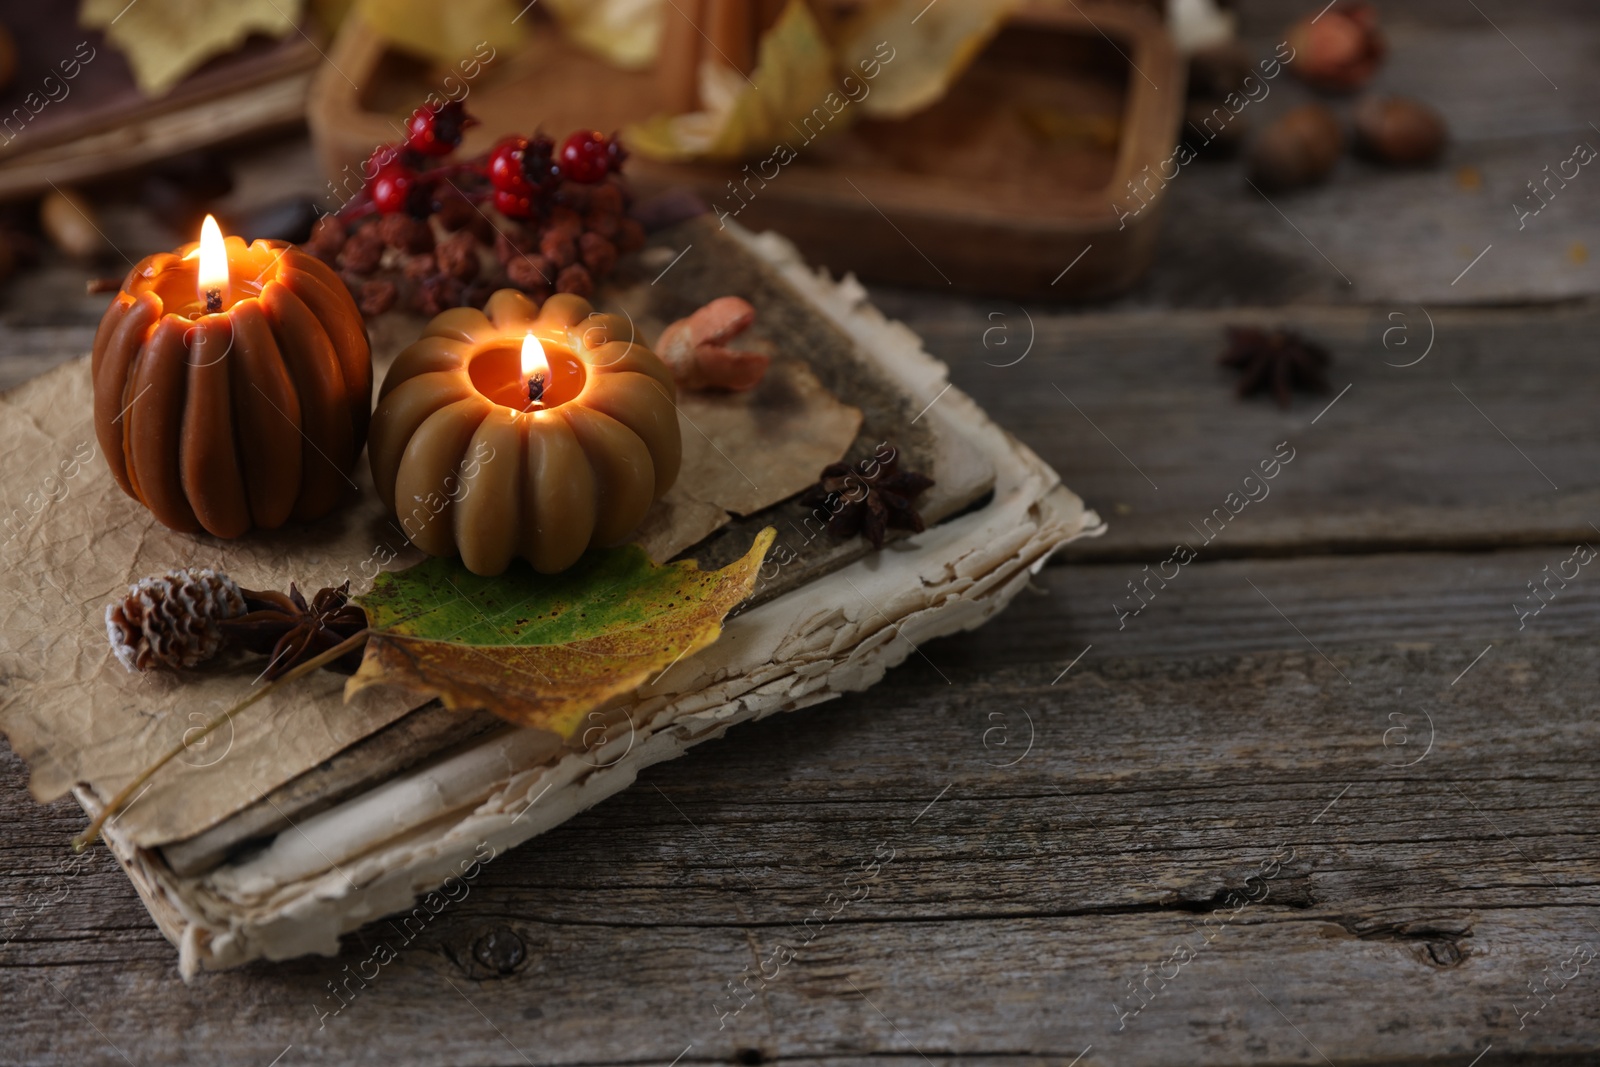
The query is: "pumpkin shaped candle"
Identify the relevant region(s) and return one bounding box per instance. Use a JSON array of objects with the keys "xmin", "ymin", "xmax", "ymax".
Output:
[
  {"xmin": 91, "ymin": 215, "xmax": 372, "ymax": 538},
  {"xmin": 369, "ymin": 290, "xmax": 681, "ymax": 576}
]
